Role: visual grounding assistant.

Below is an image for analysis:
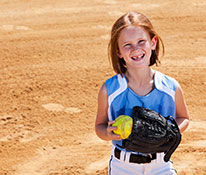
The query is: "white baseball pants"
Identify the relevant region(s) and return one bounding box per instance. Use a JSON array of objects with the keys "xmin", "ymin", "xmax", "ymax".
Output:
[{"xmin": 108, "ymin": 146, "xmax": 177, "ymax": 175}]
